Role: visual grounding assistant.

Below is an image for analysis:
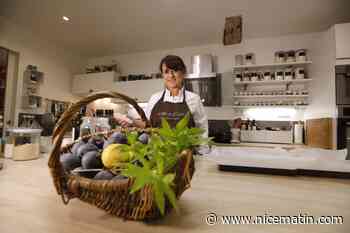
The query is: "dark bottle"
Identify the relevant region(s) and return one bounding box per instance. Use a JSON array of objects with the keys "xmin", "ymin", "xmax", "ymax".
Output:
[
  {"xmin": 252, "ymin": 120, "xmax": 257, "ymax": 130},
  {"xmin": 246, "ymin": 119, "xmax": 251, "ymax": 130}
]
